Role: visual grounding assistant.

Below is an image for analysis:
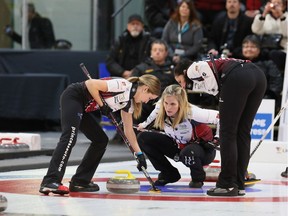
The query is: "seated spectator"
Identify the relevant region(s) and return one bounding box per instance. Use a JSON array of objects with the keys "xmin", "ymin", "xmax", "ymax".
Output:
[
  {"xmin": 251, "ymin": 0, "xmax": 287, "ymax": 72},
  {"xmin": 207, "ymin": 0, "xmax": 253, "ymax": 58},
  {"xmin": 106, "ymin": 14, "xmax": 153, "ymax": 144},
  {"xmin": 144, "ymin": 0, "xmax": 178, "ymax": 39},
  {"xmin": 241, "ymin": 34, "xmax": 283, "ymax": 112},
  {"xmin": 162, "ymin": 0, "xmax": 204, "ymax": 64},
  {"xmin": 131, "ymin": 39, "xmax": 177, "ymax": 124},
  {"xmin": 106, "ymin": 14, "xmax": 153, "ymax": 79},
  {"xmin": 4, "ymin": 3, "xmax": 55, "ymax": 49}
]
